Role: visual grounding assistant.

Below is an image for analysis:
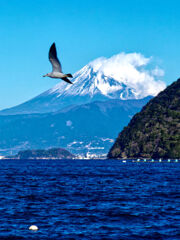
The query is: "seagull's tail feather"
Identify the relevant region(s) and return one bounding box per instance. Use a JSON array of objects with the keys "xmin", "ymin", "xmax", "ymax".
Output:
[{"xmin": 65, "ymin": 73, "xmax": 73, "ymax": 78}]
